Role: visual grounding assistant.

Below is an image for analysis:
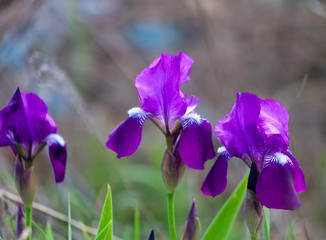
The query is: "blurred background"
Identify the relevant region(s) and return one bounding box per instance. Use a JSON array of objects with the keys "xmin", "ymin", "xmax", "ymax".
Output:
[{"xmin": 0, "ymin": 0, "xmax": 325, "ymax": 239}]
